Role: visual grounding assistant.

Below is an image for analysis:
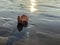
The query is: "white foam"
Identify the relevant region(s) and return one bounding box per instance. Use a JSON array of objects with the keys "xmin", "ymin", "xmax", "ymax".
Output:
[
  {"xmin": 0, "ymin": 36, "xmax": 8, "ymax": 39},
  {"xmin": 26, "ymin": 32, "xmax": 30, "ymax": 40},
  {"xmin": 27, "ymin": 24, "xmax": 35, "ymax": 28}
]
